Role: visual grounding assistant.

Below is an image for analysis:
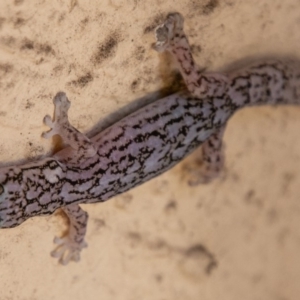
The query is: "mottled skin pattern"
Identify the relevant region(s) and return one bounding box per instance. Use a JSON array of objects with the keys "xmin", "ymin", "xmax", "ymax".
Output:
[{"xmin": 1, "ymin": 13, "xmax": 300, "ymax": 264}]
